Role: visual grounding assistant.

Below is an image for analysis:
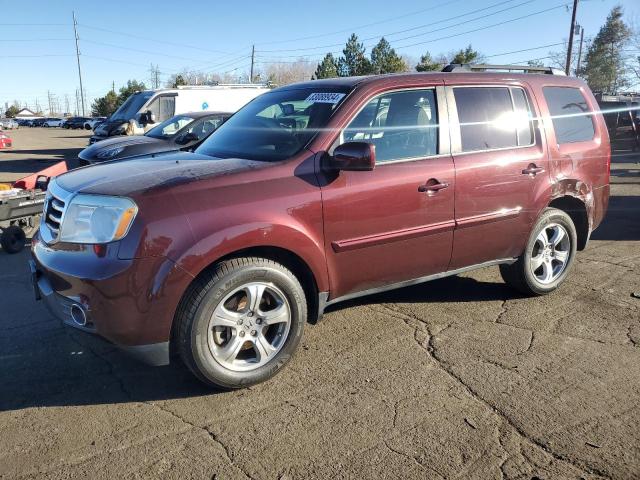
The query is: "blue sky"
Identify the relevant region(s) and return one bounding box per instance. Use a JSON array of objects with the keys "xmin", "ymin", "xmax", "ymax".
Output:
[{"xmin": 1, "ymin": 0, "xmax": 638, "ymax": 114}]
